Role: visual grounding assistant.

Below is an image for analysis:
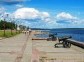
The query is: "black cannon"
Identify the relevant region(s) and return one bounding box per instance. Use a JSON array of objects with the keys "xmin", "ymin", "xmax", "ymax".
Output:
[
  {"xmin": 47, "ymin": 33, "xmax": 57, "ymax": 41},
  {"xmin": 59, "ymin": 36, "xmax": 72, "ymax": 41},
  {"xmin": 54, "ymin": 36, "xmax": 72, "ymax": 48}
]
